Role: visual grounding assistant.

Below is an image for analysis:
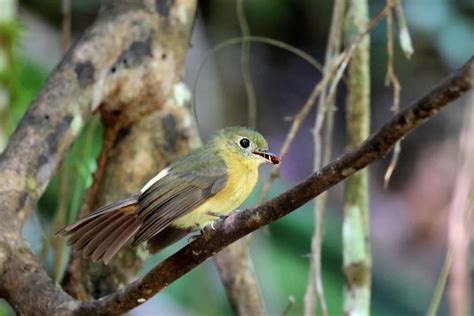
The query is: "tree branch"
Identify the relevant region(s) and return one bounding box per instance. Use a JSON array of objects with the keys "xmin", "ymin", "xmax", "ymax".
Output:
[
  {"xmin": 211, "ymin": 2, "xmax": 266, "ymax": 314},
  {"xmin": 62, "ymin": 0, "xmax": 199, "ymax": 297},
  {"xmin": 214, "ymin": 242, "xmax": 265, "ymax": 316},
  {"xmin": 342, "ymin": 0, "xmax": 372, "ymax": 314},
  {"xmin": 447, "ymin": 102, "xmax": 473, "ymax": 316},
  {"xmin": 77, "ymin": 57, "xmax": 473, "ymax": 316},
  {"xmin": 0, "ymin": 0, "xmax": 198, "ymax": 314},
  {"xmin": 305, "ymin": 0, "xmax": 346, "ymax": 315}
]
